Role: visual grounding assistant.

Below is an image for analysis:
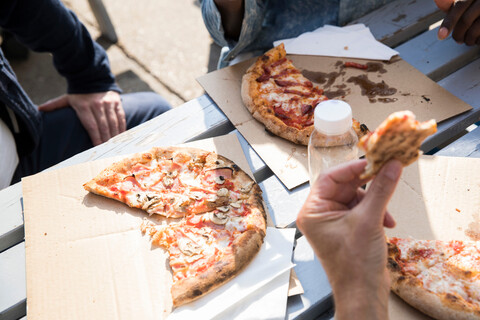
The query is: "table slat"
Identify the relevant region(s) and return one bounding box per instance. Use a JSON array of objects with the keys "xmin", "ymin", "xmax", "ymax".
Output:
[
  {"xmin": 422, "ymin": 58, "xmax": 480, "ymax": 152},
  {"xmin": 396, "ymin": 27, "xmax": 480, "ymax": 82},
  {"xmin": 352, "ymin": 0, "xmax": 443, "ymax": 47},
  {"xmin": 435, "ymin": 126, "xmax": 480, "ymax": 158},
  {"xmin": 0, "ymin": 242, "xmax": 26, "ymax": 320}
]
